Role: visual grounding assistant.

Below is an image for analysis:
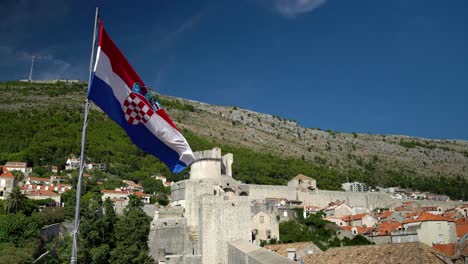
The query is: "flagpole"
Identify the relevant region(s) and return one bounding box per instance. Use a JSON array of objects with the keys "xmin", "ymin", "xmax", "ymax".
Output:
[{"xmin": 71, "ymin": 7, "xmax": 99, "ymax": 264}]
